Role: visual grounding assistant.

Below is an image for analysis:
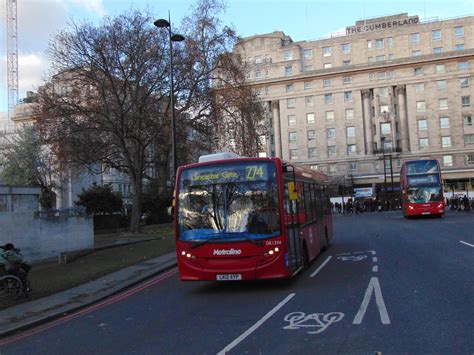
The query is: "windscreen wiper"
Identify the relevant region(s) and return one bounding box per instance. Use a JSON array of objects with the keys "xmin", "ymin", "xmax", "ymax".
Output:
[
  {"xmin": 242, "ymin": 235, "xmax": 264, "ymax": 246},
  {"xmin": 190, "ymin": 239, "xmax": 213, "ymax": 249}
]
